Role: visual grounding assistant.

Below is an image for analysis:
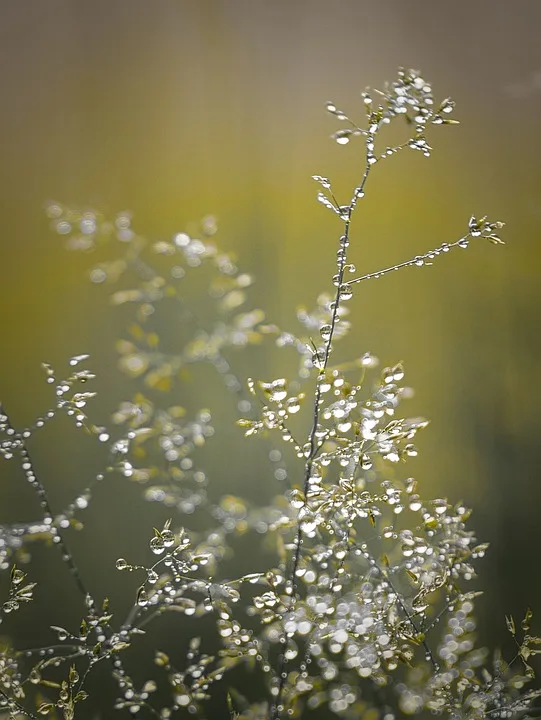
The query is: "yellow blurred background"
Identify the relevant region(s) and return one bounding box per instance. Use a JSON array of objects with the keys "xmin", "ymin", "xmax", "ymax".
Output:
[{"xmin": 1, "ymin": 0, "xmax": 541, "ymax": 668}]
